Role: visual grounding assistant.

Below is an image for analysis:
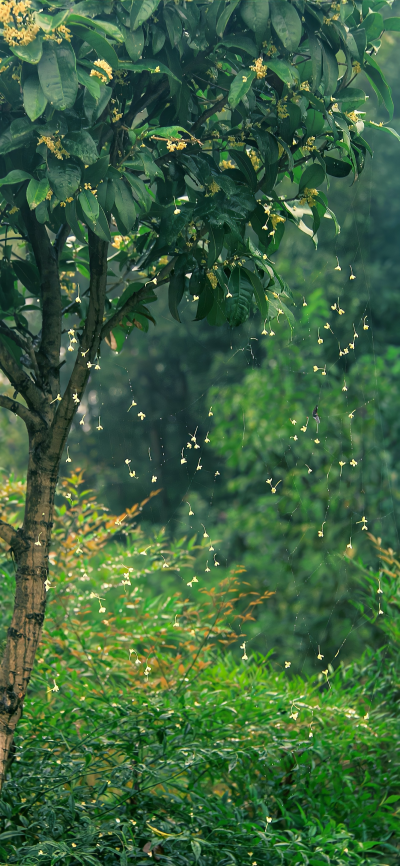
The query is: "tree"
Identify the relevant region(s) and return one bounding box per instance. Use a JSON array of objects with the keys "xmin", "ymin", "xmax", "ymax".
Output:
[{"xmin": 0, "ymin": 0, "xmax": 397, "ymax": 786}]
